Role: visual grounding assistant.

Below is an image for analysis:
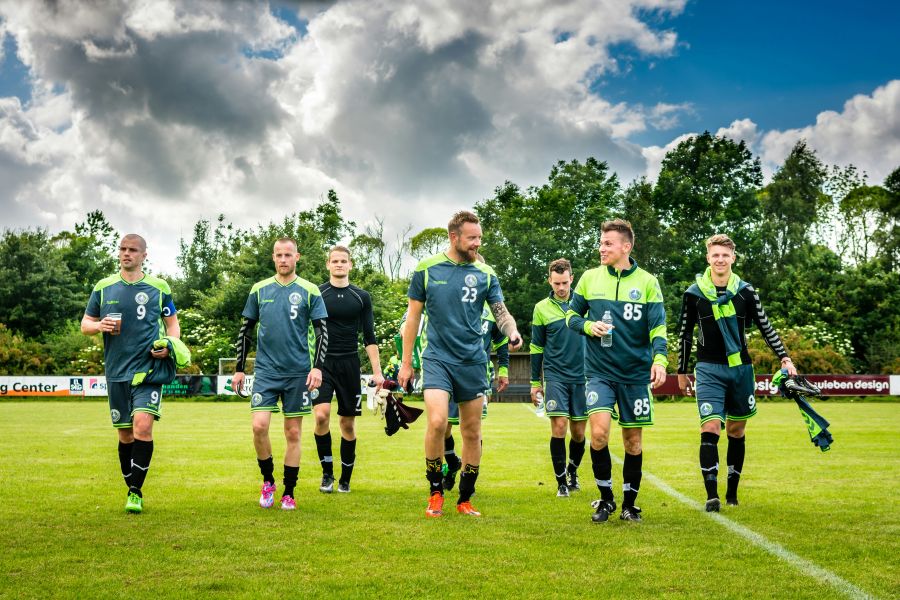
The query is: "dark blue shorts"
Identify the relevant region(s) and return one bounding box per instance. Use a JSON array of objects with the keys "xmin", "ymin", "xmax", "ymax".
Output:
[
  {"xmin": 108, "ymin": 381, "xmax": 163, "ymax": 428},
  {"xmin": 585, "ymin": 377, "xmax": 654, "ymax": 428},
  {"xmin": 251, "ymin": 373, "xmax": 313, "ymax": 418},
  {"xmin": 543, "ymin": 381, "xmax": 587, "ymax": 421},
  {"xmin": 694, "ymin": 362, "xmax": 756, "ymax": 424},
  {"xmin": 422, "ymin": 358, "xmax": 489, "ymax": 405}
]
